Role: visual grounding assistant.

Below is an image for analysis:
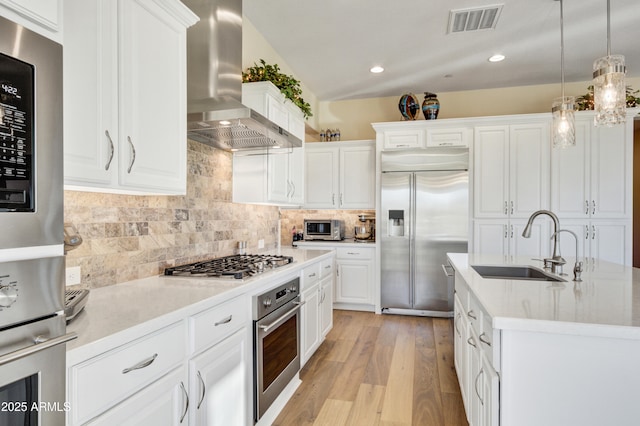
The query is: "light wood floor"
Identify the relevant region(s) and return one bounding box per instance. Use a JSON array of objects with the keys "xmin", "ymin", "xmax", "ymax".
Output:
[{"xmin": 273, "ymin": 310, "xmax": 468, "ymax": 426}]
